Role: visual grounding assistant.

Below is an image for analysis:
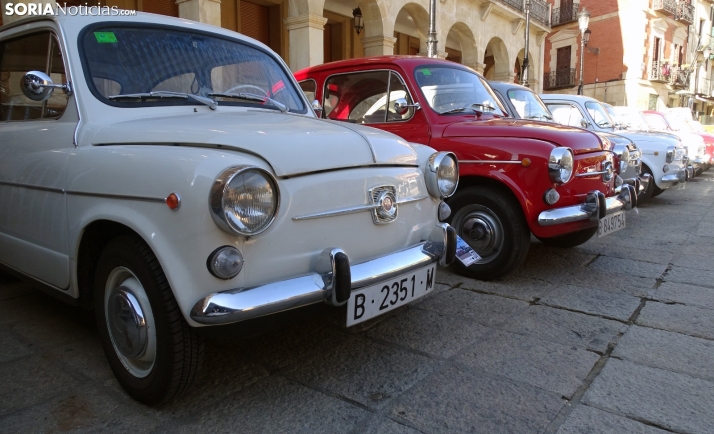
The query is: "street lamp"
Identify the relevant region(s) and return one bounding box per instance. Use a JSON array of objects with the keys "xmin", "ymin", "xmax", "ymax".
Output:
[
  {"xmin": 352, "ymin": 7, "xmax": 364, "ymax": 35},
  {"xmin": 522, "ymin": 0, "xmax": 531, "ymax": 87},
  {"xmin": 577, "ymin": 8, "xmax": 590, "ymax": 95}
]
